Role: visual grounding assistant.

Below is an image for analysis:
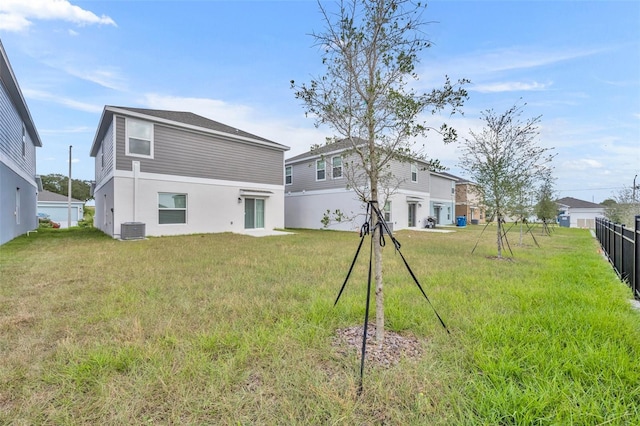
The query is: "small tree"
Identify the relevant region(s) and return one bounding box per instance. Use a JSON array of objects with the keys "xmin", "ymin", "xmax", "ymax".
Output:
[
  {"xmin": 292, "ymin": 0, "xmax": 468, "ymax": 342},
  {"xmin": 535, "ymin": 172, "xmax": 557, "ymax": 234},
  {"xmin": 459, "ymin": 104, "xmax": 554, "ymax": 258},
  {"xmin": 606, "ymin": 186, "xmax": 640, "ymax": 226}
]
